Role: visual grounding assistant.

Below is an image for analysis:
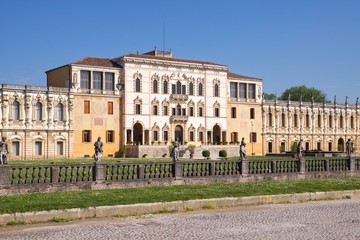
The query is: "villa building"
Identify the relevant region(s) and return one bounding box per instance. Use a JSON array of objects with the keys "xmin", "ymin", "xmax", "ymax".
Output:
[{"xmin": 3, "ymin": 49, "xmax": 356, "ymax": 160}]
